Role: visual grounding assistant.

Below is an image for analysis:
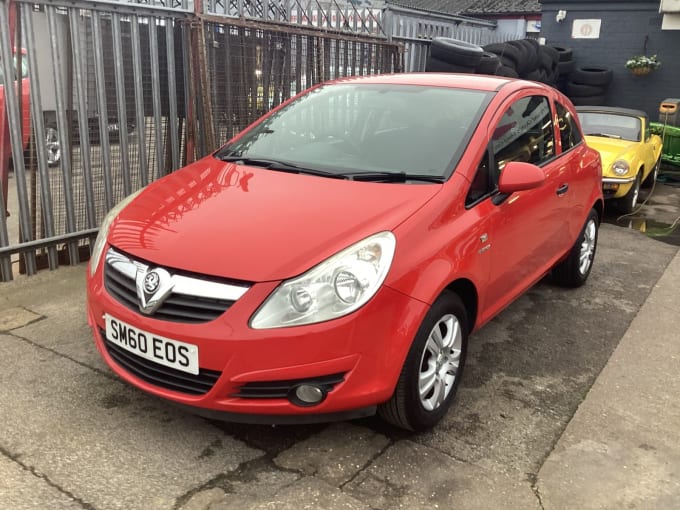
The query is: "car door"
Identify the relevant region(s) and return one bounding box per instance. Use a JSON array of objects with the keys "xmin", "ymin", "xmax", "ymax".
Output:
[{"xmin": 478, "ymin": 93, "xmax": 571, "ymax": 321}]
